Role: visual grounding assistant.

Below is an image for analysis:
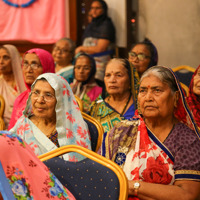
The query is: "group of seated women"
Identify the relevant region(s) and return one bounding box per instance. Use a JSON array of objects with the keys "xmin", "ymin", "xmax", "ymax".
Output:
[
  {"xmin": 1, "ymin": 65, "xmax": 200, "ymax": 199},
  {"xmin": 0, "ymin": 1, "xmax": 200, "ymax": 199}
]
